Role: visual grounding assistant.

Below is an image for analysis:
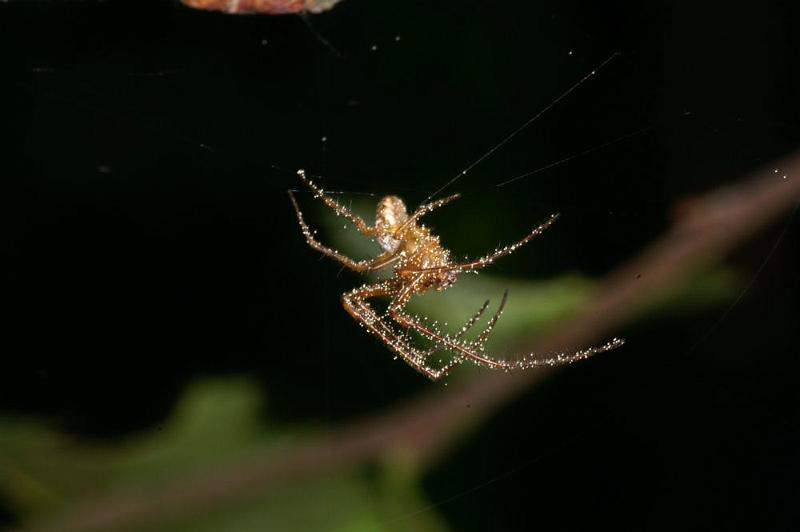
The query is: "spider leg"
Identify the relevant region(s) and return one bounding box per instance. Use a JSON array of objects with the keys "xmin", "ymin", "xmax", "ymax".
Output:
[
  {"xmin": 389, "ymin": 276, "xmax": 623, "ymax": 371},
  {"xmin": 387, "ymin": 278, "xmax": 514, "ymax": 369},
  {"xmin": 418, "ymin": 289, "xmax": 507, "ymax": 359},
  {"xmin": 416, "ymin": 298, "xmax": 489, "ymax": 361},
  {"xmin": 341, "ymin": 282, "xmax": 456, "ymax": 380},
  {"xmin": 465, "ymin": 289, "xmax": 508, "ymax": 349},
  {"xmin": 396, "ymin": 193, "xmax": 462, "ymax": 234},
  {"xmin": 438, "ymin": 297, "xmax": 491, "ymax": 344},
  {"xmin": 397, "ymin": 213, "xmax": 560, "ymax": 275},
  {"xmin": 296, "ymin": 169, "xmax": 374, "ymax": 236},
  {"xmin": 379, "ymin": 289, "xmax": 505, "ymax": 377},
  {"xmin": 289, "ymin": 190, "xmax": 399, "ymax": 272},
  {"xmin": 411, "ymin": 292, "xmax": 508, "ymax": 380}
]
